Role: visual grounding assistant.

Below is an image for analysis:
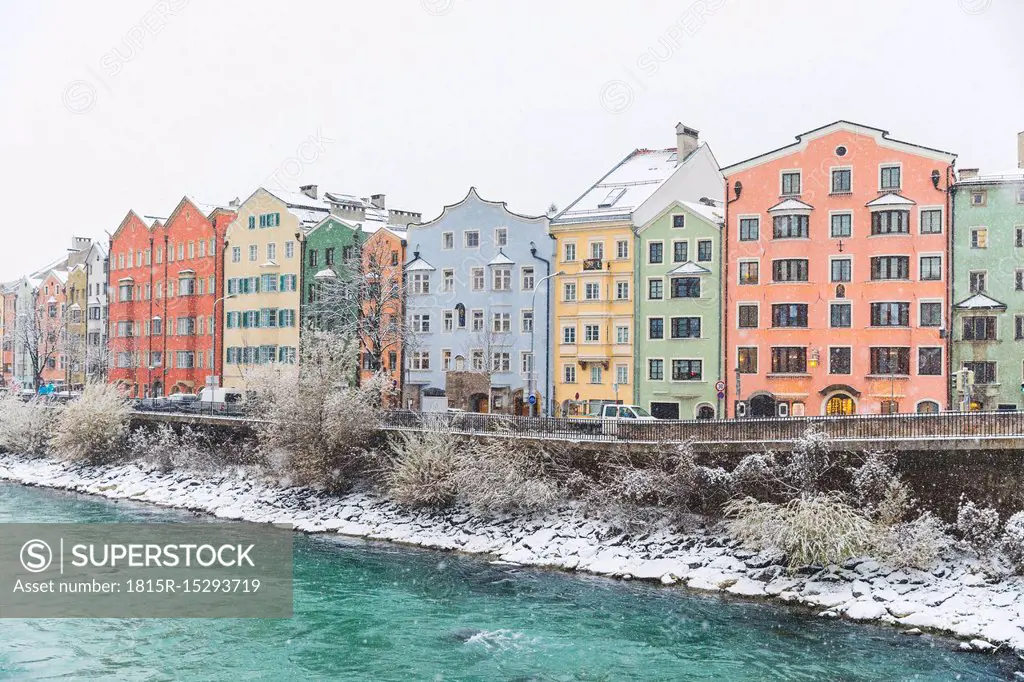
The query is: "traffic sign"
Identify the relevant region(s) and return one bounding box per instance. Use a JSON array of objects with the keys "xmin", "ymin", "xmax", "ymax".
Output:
[
  {"xmin": 527, "ymin": 394, "xmax": 537, "ymax": 406},
  {"xmin": 717, "ymin": 391, "xmax": 726, "ymax": 400},
  {"xmin": 715, "ymin": 380, "xmax": 726, "ymax": 392}
]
